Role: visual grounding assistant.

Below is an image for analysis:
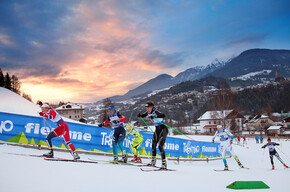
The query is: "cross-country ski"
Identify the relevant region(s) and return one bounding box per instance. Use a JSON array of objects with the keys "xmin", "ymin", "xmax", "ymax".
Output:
[
  {"xmin": 140, "ymin": 167, "xmax": 176, "ymax": 172},
  {"xmin": 44, "ymin": 157, "xmax": 99, "ymax": 164}
]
